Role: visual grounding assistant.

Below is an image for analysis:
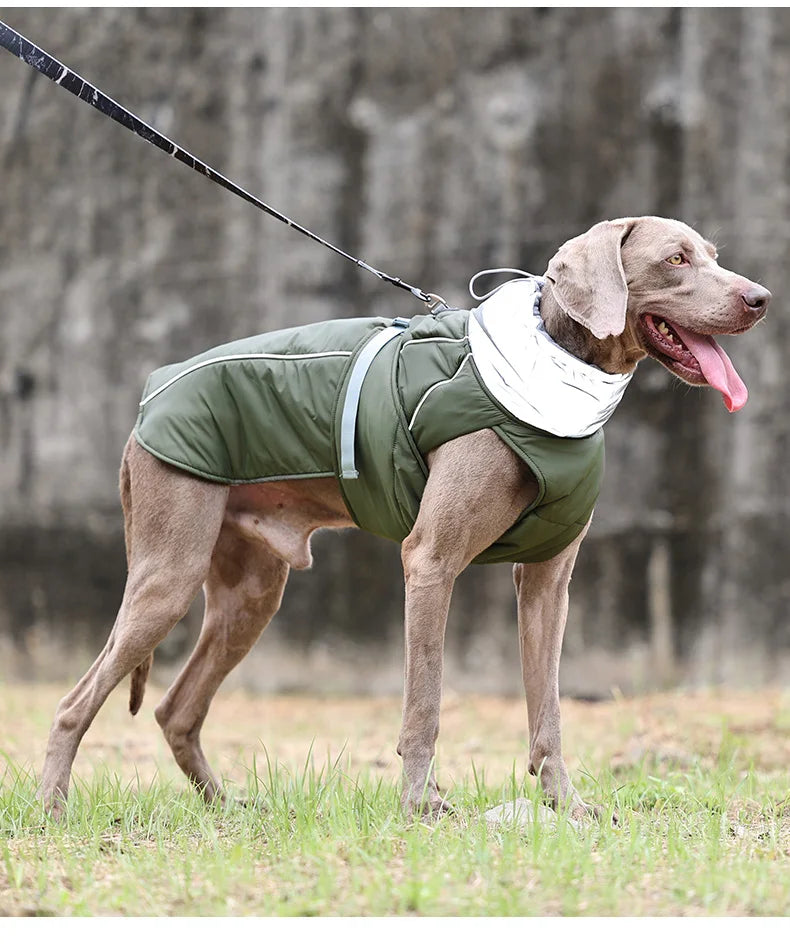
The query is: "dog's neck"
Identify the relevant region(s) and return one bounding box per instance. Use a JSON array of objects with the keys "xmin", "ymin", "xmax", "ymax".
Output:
[
  {"xmin": 538, "ymin": 283, "xmax": 645, "ymax": 376},
  {"xmin": 467, "ymin": 279, "xmax": 635, "ymax": 438}
]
